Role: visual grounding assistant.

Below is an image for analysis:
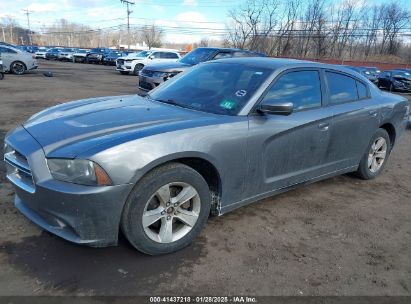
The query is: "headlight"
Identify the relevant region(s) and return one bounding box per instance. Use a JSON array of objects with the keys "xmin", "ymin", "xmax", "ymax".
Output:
[
  {"xmin": 47, "ymin": 159, "xmax": 112, "ymax": 186},
  {"xmin": 152, "ymin": 71, "xmax": 169, "ymax": 78}
]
